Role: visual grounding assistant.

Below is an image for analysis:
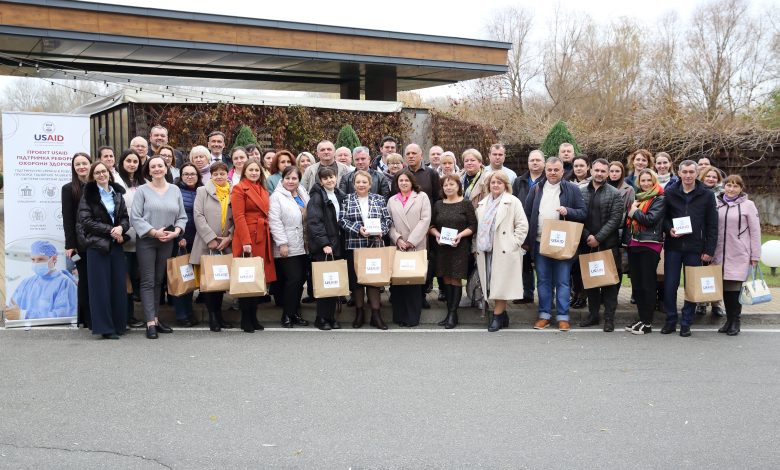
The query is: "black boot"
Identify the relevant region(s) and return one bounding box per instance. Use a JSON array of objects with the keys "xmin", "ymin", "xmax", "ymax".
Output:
[
  {"xmin": 603, "ymin": 315, "xmax": 614, "ymax": 332},
  {"xmin": 281, "ymin": 313, "xmax": 293, "ymax": 328},
  {"xmin": 437, "ymin": 284, "xmax": 451, "ymax": 326},
  {"xmin": 209, "ymin": 311, "xmax": 221, "ymax": 332},
  {"xmin": 727, "ymin": 314, "xmax": 741, "ymax": 336},
  {"xmin": 370, "ymin": 309, "xmax": 388, "ymax": 330},
  {"xmin": 718, "ymin": 315, "xmax": 733, "ymax": 333},
  {"xmin": 352, "ymin": 307, "xmax": 365, "ymax": 328},
  {"xmin": 488, "ymin": 312, "xmax": 505, "ymax": 332},
  {"xmin": 446, "ymin": 285, "xmax": 462, "ymax": 329}
]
